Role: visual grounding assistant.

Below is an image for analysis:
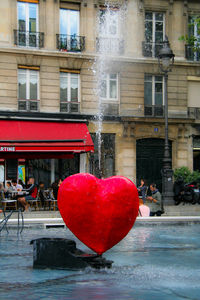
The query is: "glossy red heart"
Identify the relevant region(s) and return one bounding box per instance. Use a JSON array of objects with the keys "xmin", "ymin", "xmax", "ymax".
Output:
[{"xmin": 58, "ymin": 173, "xmax": 139, "ymax": 255}]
